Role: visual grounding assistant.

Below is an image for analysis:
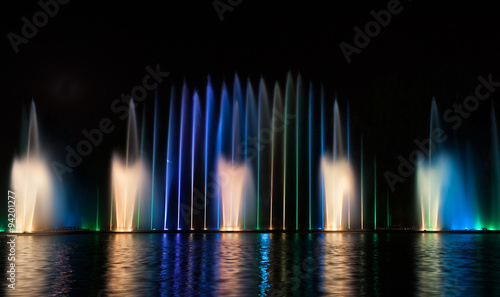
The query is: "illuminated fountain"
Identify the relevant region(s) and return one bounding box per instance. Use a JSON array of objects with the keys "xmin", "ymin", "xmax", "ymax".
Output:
[
  {"xmin": 490, "ymin": 105, "xmax": 500, "ymax": 230},
  {"xmin": 416, "ymin": 156, "xmax": 447, "ymax": 230},
  {"xmin": 218, "ymin": 159, "xmax": 249, "ymax": 231},
  {"xmin": 321, "ymin": 100, "xmax": 354, "ymax": 230},
  {"xmin": 159, "ymin": 73, "xmax": 358, "ymax": 231},
  {"xmin": 10, "ymin": 101, "xmax": 53, "ymax": 232},
  {"xmin": 111, "ymin": 100, "xmax": 148, "ymax": 231},
  {"xmin": 416, "ymin": 99, "xmax": 448, "ymax": 231},
  {"xmin": 216, "ymin": 81, "xmax": 255, "ymax": 231},
  {"xmin": 416, "ymin": 99, "xmax": 475, "ymax": 230}
]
